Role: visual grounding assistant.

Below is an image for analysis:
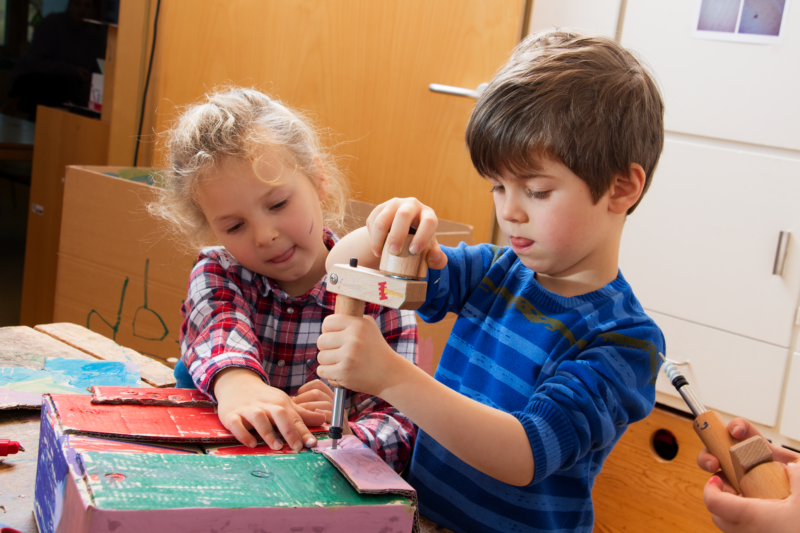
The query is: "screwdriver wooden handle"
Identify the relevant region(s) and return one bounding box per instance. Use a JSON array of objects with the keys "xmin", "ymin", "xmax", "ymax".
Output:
[{"xmin": 694, "ymin": 410, "xmax": 742, "ymax": 494}]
